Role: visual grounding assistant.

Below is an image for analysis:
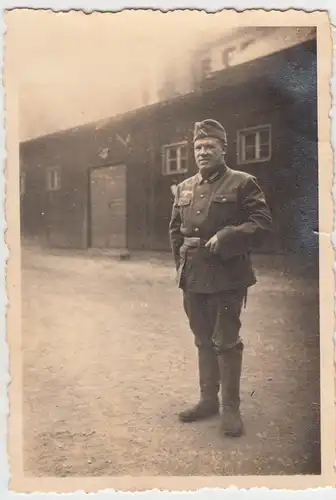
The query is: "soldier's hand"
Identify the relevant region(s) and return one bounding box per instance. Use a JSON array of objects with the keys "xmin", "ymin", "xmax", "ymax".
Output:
[{"xmin": 205, "ymin": 234, "xmax": 219, "ymax": 254}]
